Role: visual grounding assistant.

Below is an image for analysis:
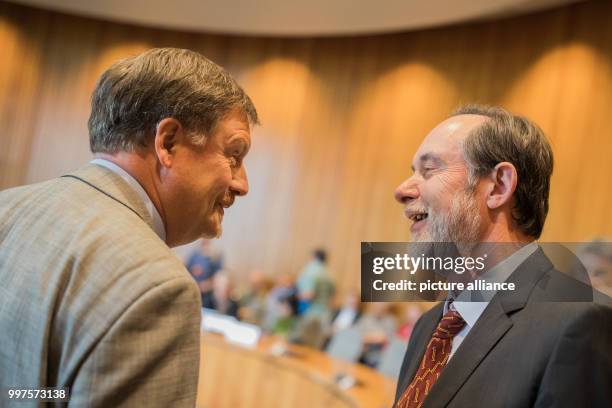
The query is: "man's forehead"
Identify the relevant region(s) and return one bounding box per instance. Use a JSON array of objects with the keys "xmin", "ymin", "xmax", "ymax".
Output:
[
  {"xmin": 412, "ymin": 114, "xmax": 488, "ymax": 164},
  {"xmin": 218, "ymin": 114, "xmax": 251, "ymax": 140}
]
